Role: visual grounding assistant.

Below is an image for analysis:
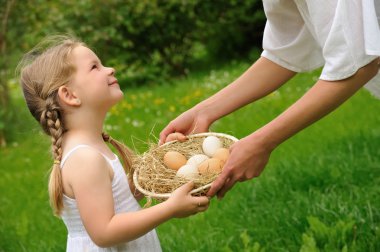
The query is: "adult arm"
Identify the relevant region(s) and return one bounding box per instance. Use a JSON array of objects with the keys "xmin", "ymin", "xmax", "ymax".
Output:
[
  {"xmin": 207, "ymin": 58, "xmax": 380, "ymax": 198},
  {"xmin": 159, "ymin": 57, "xmax": 296, "ymax": 143}
]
